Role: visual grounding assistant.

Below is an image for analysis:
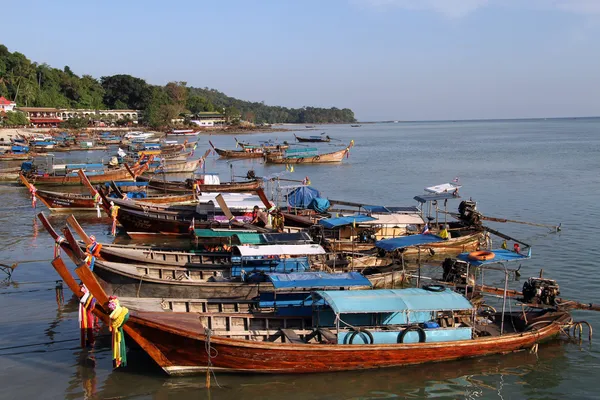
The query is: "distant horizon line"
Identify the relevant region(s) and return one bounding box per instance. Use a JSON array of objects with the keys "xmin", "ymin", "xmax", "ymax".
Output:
[{"xmin": 357, "ymin": 116, "xmax": 600, "ymax": 124}]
